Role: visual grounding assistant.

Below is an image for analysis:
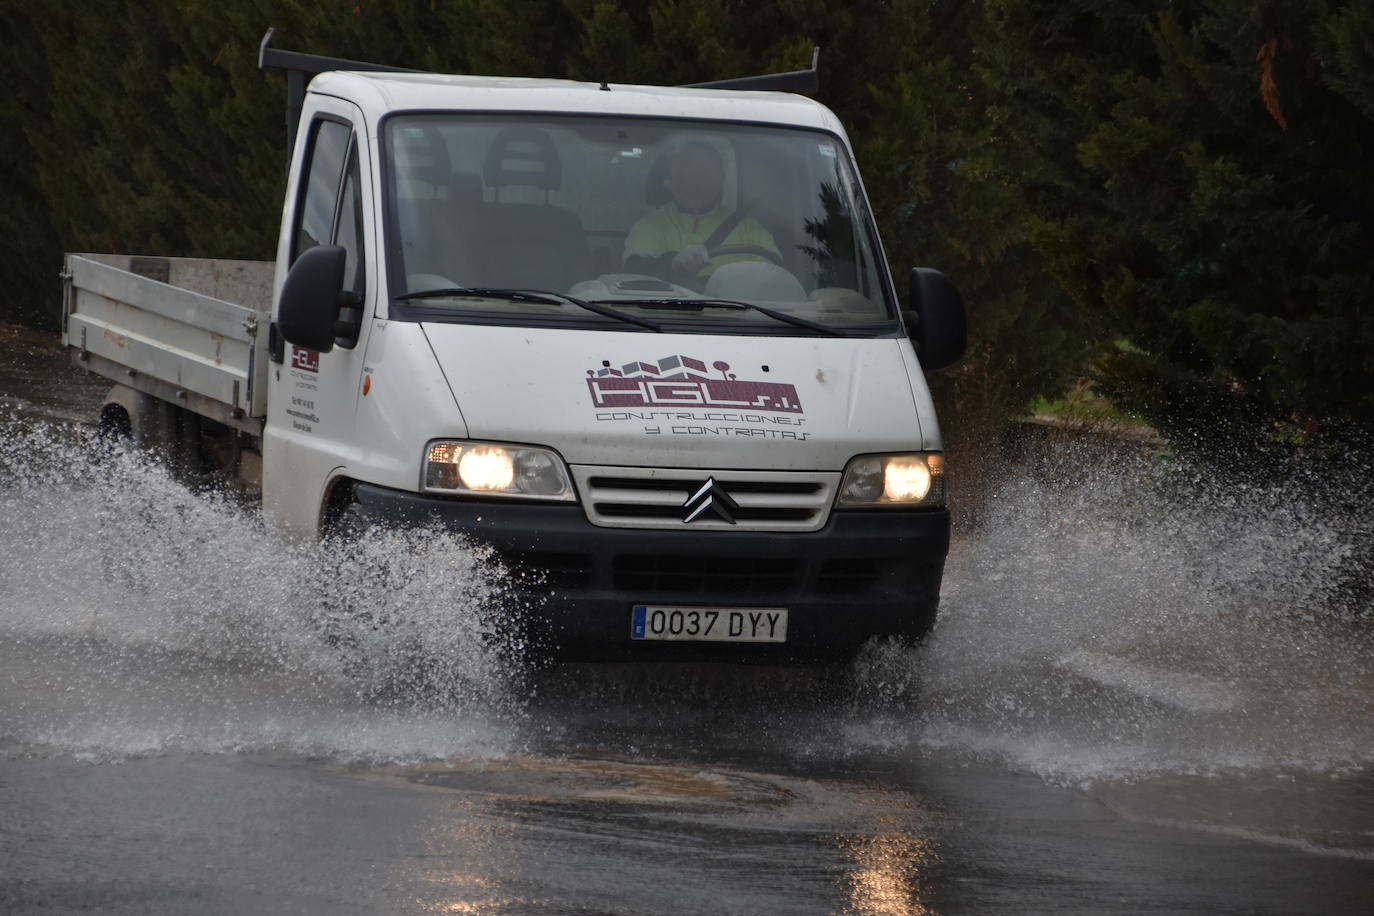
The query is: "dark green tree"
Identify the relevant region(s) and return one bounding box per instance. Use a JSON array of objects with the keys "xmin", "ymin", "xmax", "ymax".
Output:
[
  {"xmin": 979, "ymin": 0, "xmax": 1374, "ymax": 452},
  {"xmin": 0, "ymin": 0, "xmax": 60, "ymax": 328}
]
